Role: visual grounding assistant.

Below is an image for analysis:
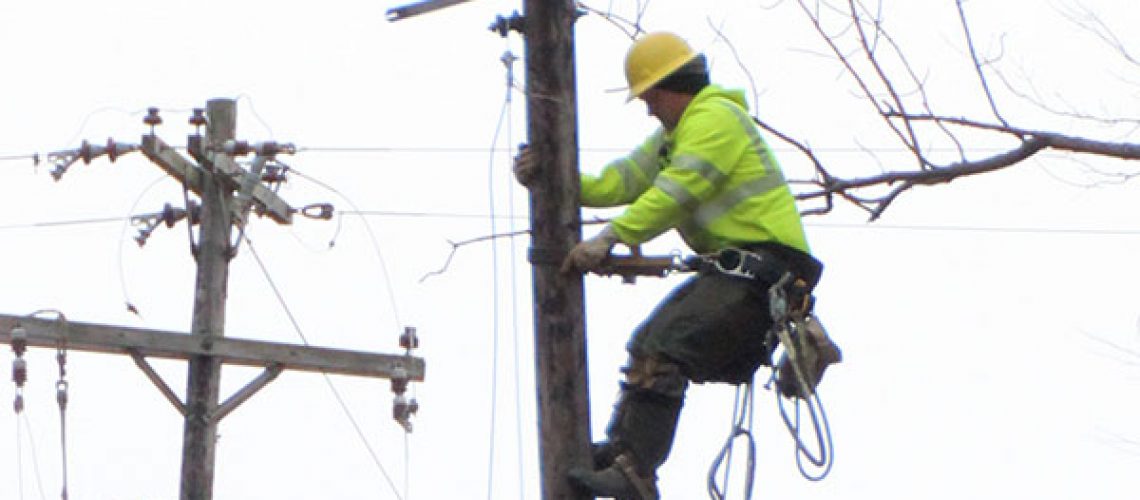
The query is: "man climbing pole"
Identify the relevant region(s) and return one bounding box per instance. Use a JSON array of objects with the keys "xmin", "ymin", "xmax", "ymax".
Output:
[{"xmin": 515, "ymin": 31, "xmax": 833, "ymax": 499}]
